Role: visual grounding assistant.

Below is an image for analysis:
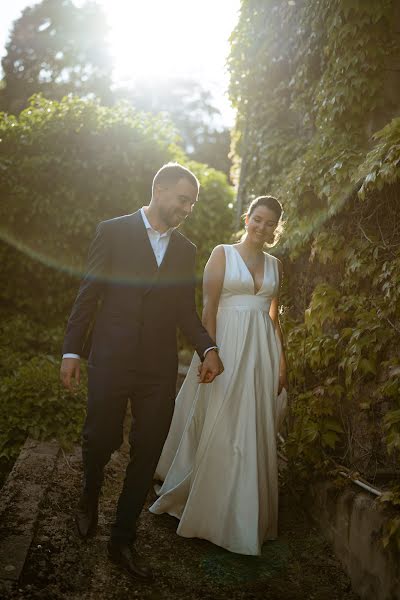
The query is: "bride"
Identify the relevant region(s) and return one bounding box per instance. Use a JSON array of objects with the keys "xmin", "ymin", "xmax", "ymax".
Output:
[{"xmin": 149, "ymin": 195, "xmax": 288, "ymax": 556}]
